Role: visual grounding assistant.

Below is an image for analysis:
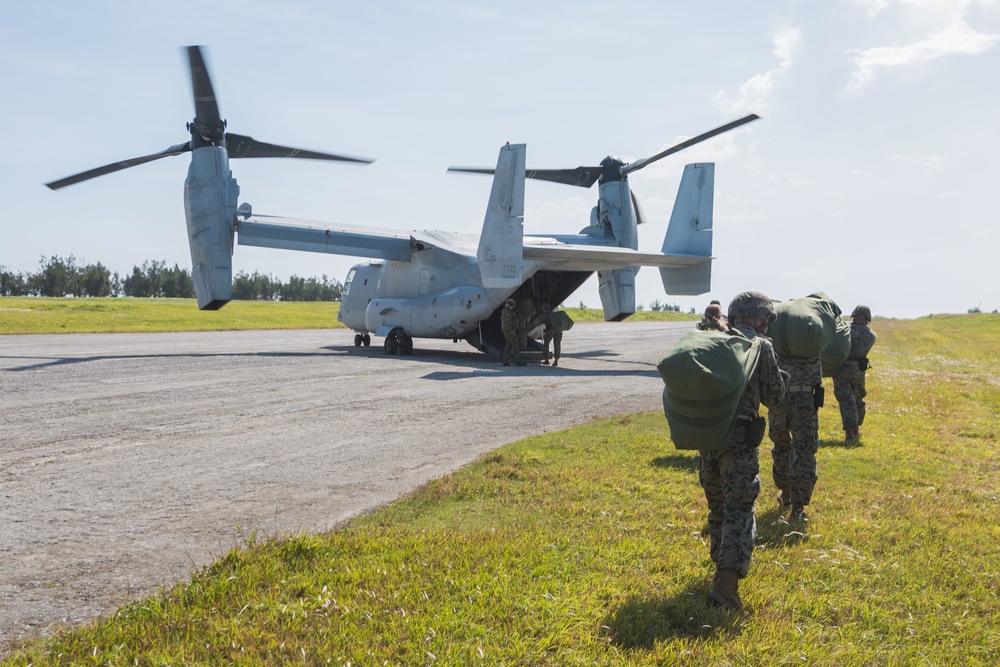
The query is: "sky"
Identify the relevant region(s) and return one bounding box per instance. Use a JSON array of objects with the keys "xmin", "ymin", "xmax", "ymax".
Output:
[{"xmin": 2, "ymin": 0, "xmax": 998, "ymax": 320}]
